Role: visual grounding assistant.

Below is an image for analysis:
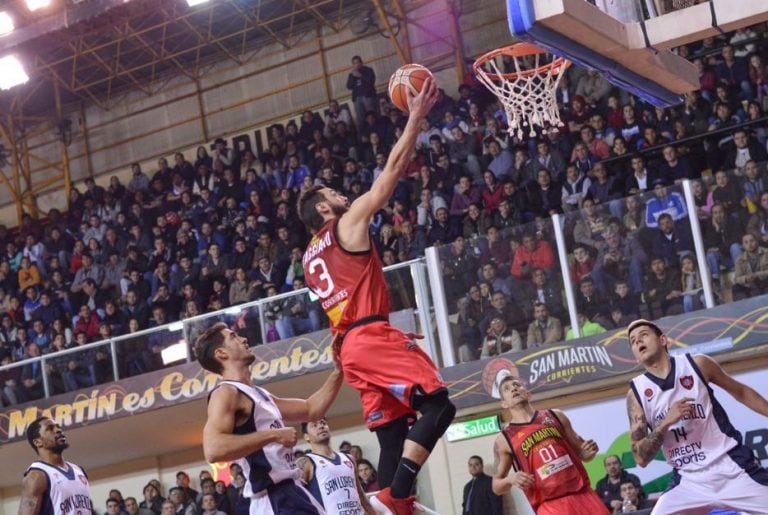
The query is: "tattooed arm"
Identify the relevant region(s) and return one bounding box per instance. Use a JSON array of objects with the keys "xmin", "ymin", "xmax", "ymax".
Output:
[
  {"xmin": 18, "ymin": 469, "xmax": 46, "ymax": 515},
  {"xmin": 627, "ymin": 389, "xmax": 694, "ymax": 467}
]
